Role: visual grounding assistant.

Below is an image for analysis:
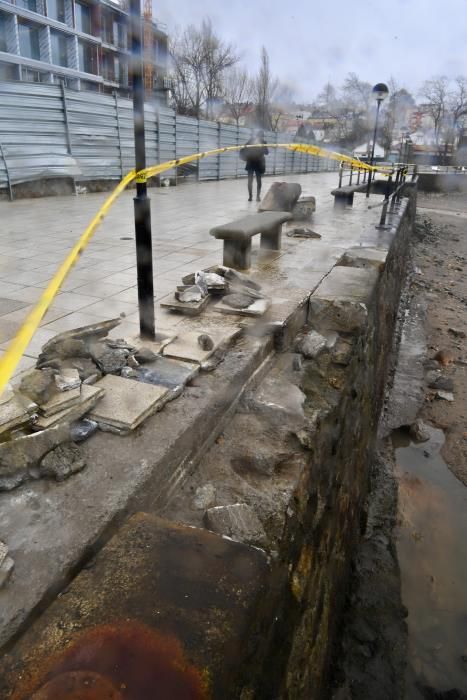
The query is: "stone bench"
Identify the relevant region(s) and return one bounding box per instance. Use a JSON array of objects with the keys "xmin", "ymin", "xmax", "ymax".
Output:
[
  {"xmin": 210, "ymin": 211, "xmax": 292, "ymax": 270},
  {"xmin": 330, "ymin": 184, "xmax": 367, "ymax": 208}
]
